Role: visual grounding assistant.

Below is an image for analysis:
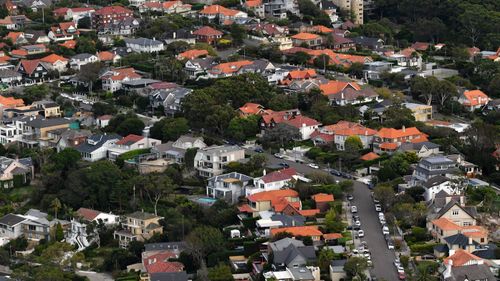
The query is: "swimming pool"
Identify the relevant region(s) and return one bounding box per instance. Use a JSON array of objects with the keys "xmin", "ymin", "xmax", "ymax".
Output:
[{"xmin": 197, "ymin": 197, "xmax": 217, "ymax": 204}]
